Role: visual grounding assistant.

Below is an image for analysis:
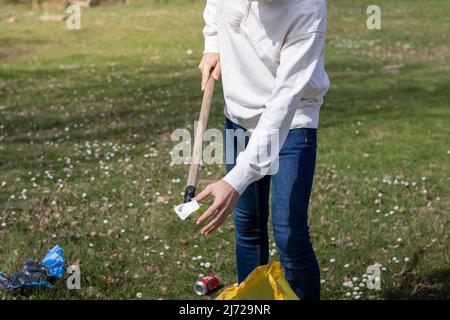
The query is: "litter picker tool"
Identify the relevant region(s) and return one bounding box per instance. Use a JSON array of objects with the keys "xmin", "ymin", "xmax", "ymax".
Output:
[{"xmin": 174, "ymin": 76, "xmax": 215, "ymax": 219}]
